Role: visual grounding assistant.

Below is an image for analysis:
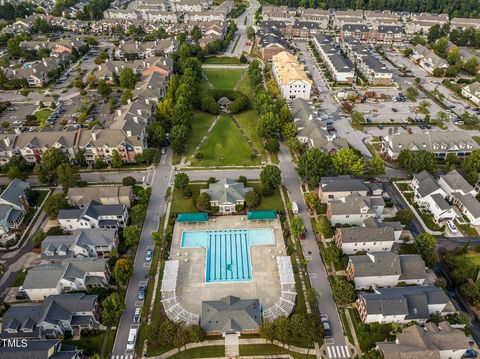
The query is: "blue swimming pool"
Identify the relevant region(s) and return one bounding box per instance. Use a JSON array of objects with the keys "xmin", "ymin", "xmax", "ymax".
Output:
[{"xmin": 181, "ymin": 228, "xmax": 274, "ymax": 282}]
